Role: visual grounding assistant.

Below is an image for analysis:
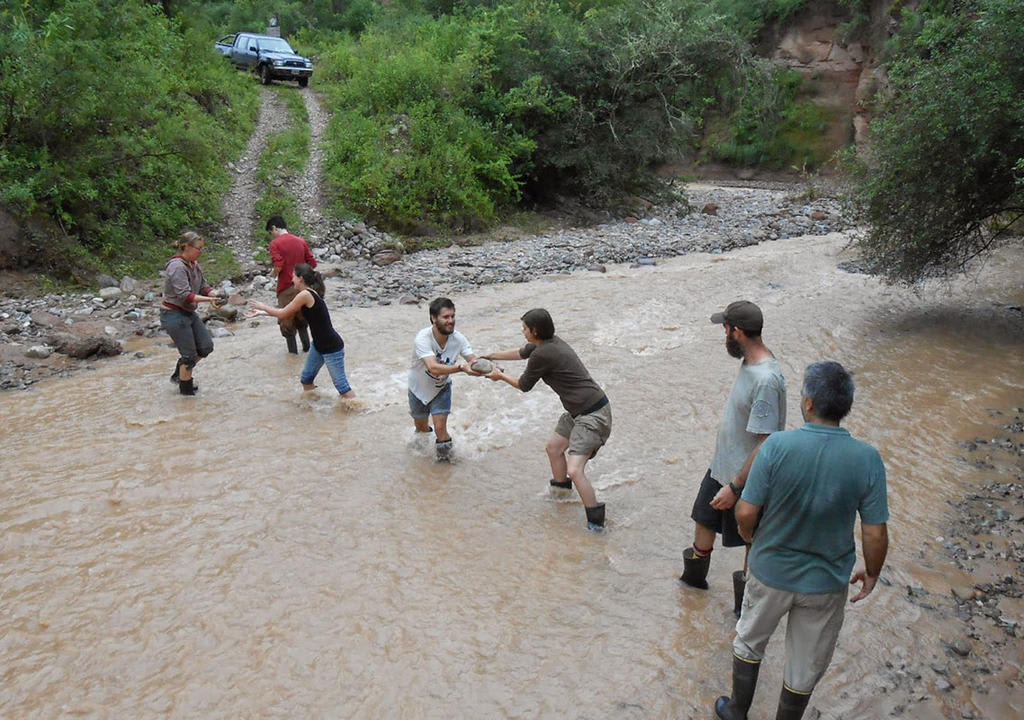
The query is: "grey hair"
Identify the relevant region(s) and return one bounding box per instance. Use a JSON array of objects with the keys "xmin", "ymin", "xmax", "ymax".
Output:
[{"xmin": 802, "ymin": 361, "xmax": 855, "ymax": 422}]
